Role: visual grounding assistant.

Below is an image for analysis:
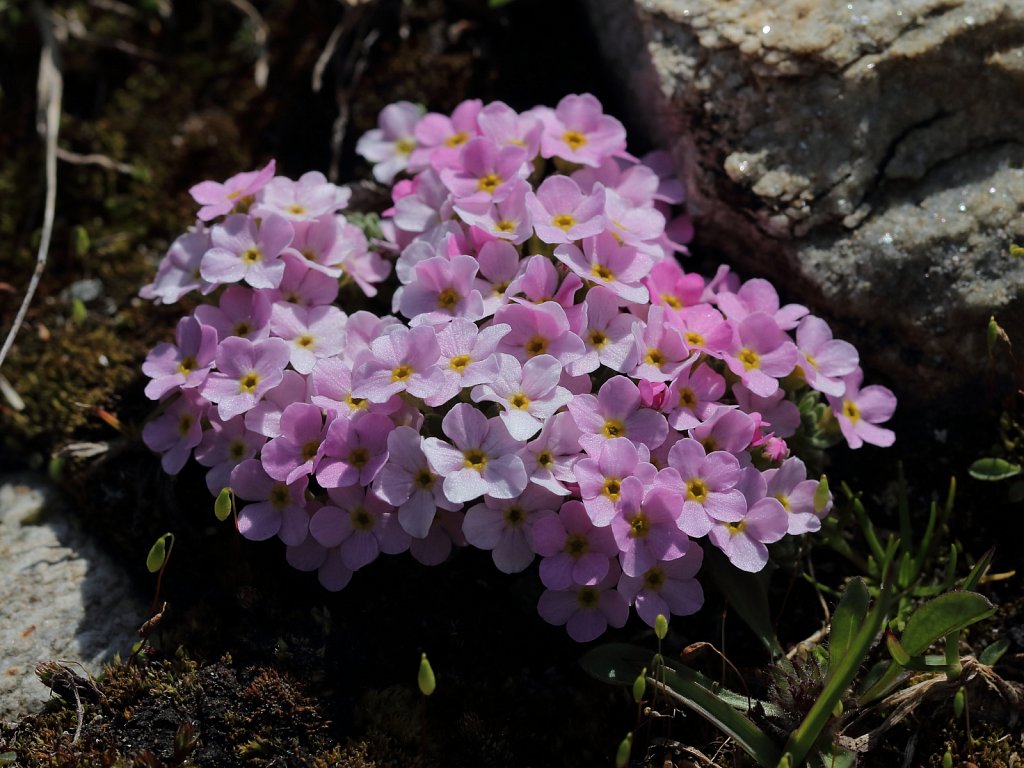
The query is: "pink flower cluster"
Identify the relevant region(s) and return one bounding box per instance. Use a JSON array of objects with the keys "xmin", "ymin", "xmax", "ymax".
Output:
[{"xmin": 140, "ymin": 94, "xmax": 897, "ymax": 643}]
